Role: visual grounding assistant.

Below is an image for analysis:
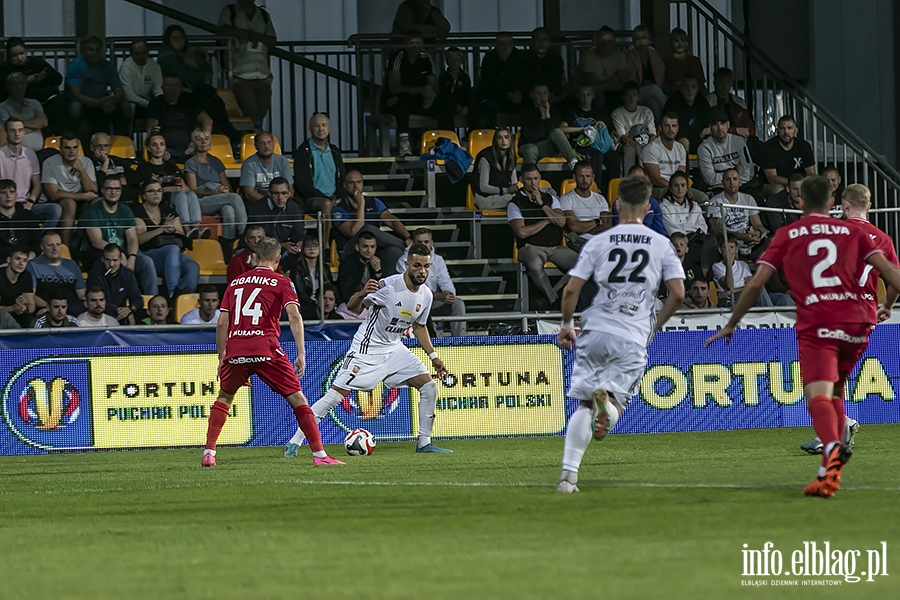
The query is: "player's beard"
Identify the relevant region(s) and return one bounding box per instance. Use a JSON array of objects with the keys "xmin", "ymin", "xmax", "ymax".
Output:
[{"xmin": 411, "ymin": 272, "xmax": 427, "ymax": 286}]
